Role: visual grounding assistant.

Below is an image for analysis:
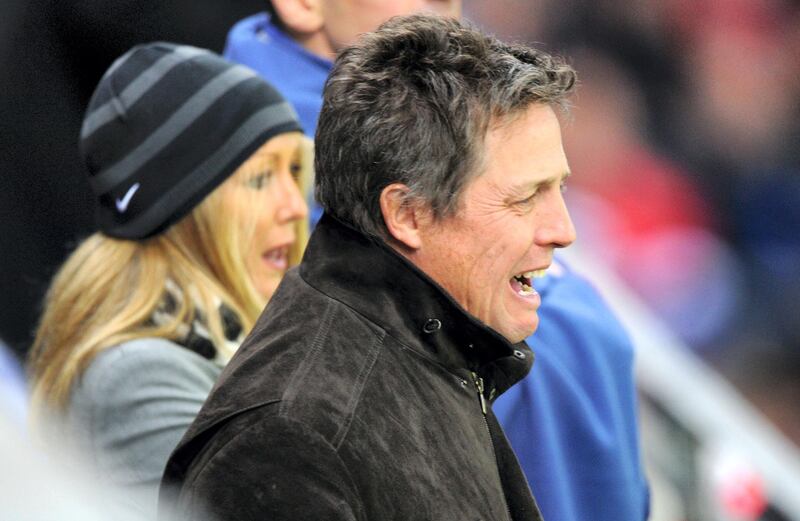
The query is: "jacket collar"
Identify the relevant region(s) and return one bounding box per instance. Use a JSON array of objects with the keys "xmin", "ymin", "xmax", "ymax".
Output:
[{"xmin": 299, "ymin": 214, "xmax": 533, "ymax": 395}]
